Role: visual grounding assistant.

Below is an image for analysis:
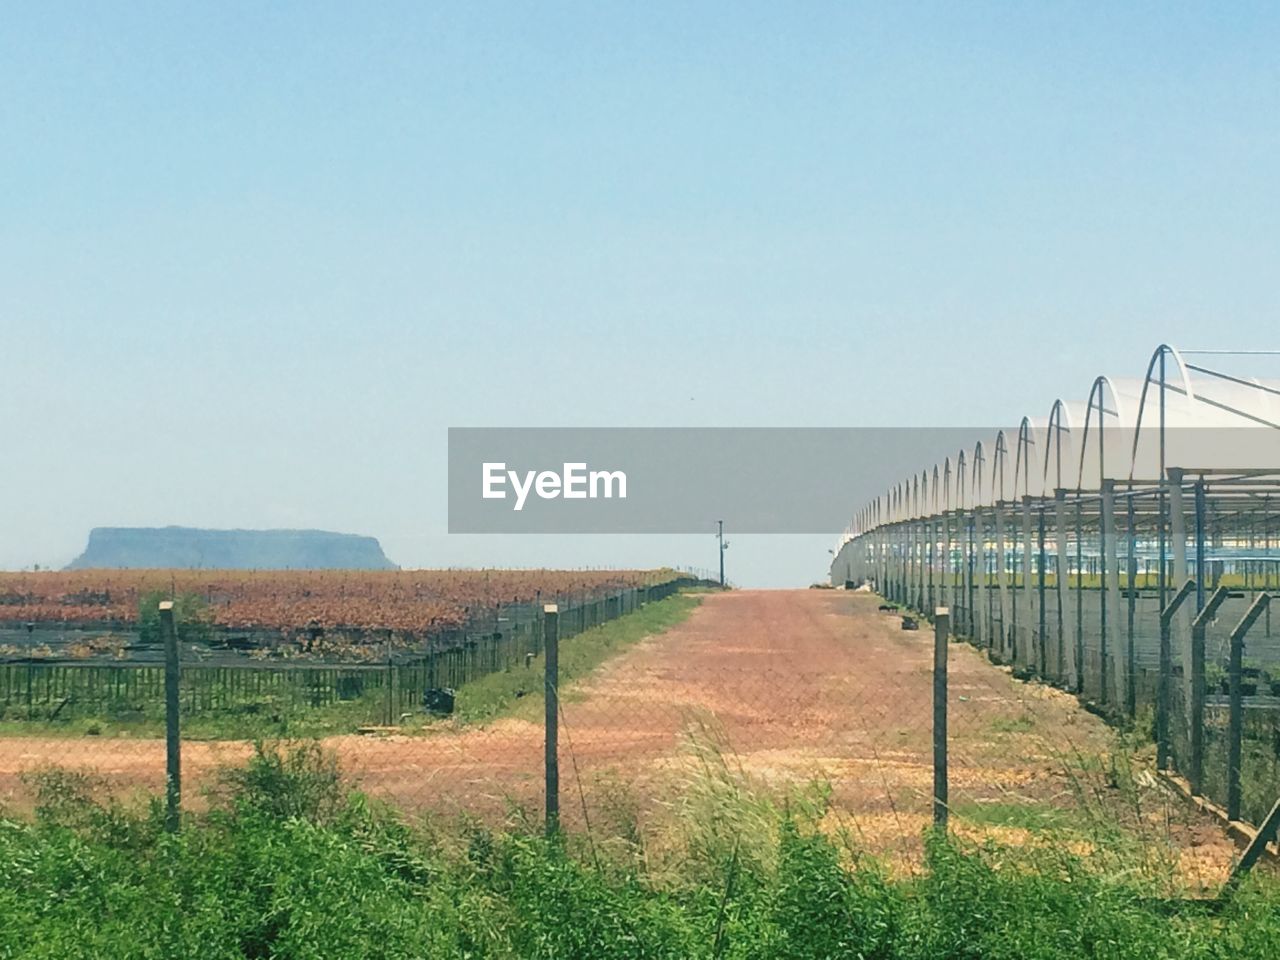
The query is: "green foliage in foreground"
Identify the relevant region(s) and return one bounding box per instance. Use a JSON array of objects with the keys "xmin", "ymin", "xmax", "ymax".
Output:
[{"xmin": 1, "ymin": 745, "xmax": 1278, "ymax": 959}]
